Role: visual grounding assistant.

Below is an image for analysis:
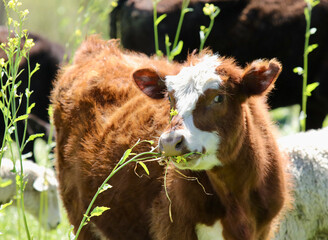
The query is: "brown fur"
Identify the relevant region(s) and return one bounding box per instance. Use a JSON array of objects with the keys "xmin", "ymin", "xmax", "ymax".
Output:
[{"xmin": 51, "ymin": 36, "xmax": 291, "ymax": 239}]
